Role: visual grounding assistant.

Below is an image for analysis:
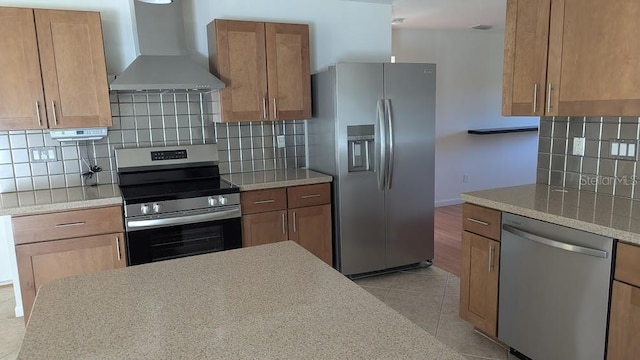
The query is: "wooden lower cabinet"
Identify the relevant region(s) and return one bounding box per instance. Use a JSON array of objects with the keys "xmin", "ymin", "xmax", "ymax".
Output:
[
  {"xmin": 288, "ymin": 204, "xmax": 332, "ymax": 265},
  {"xmin": 16, "ymin": 232, "xmax": 126, "ymax": 322},
  {"xmin": 242, "ymin": 210, "xmax": 288, "ymax": 247},
  {"xmin": 607, "ymin": 280, "xmax": 640, "ymax": 359},
  {"xmin": 460, "ymin": 231, "xmax": 500, "ymax": 337},
  {"xmin": 240, "ymin": 183, "xmax": 333, "ymax": 265}
]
